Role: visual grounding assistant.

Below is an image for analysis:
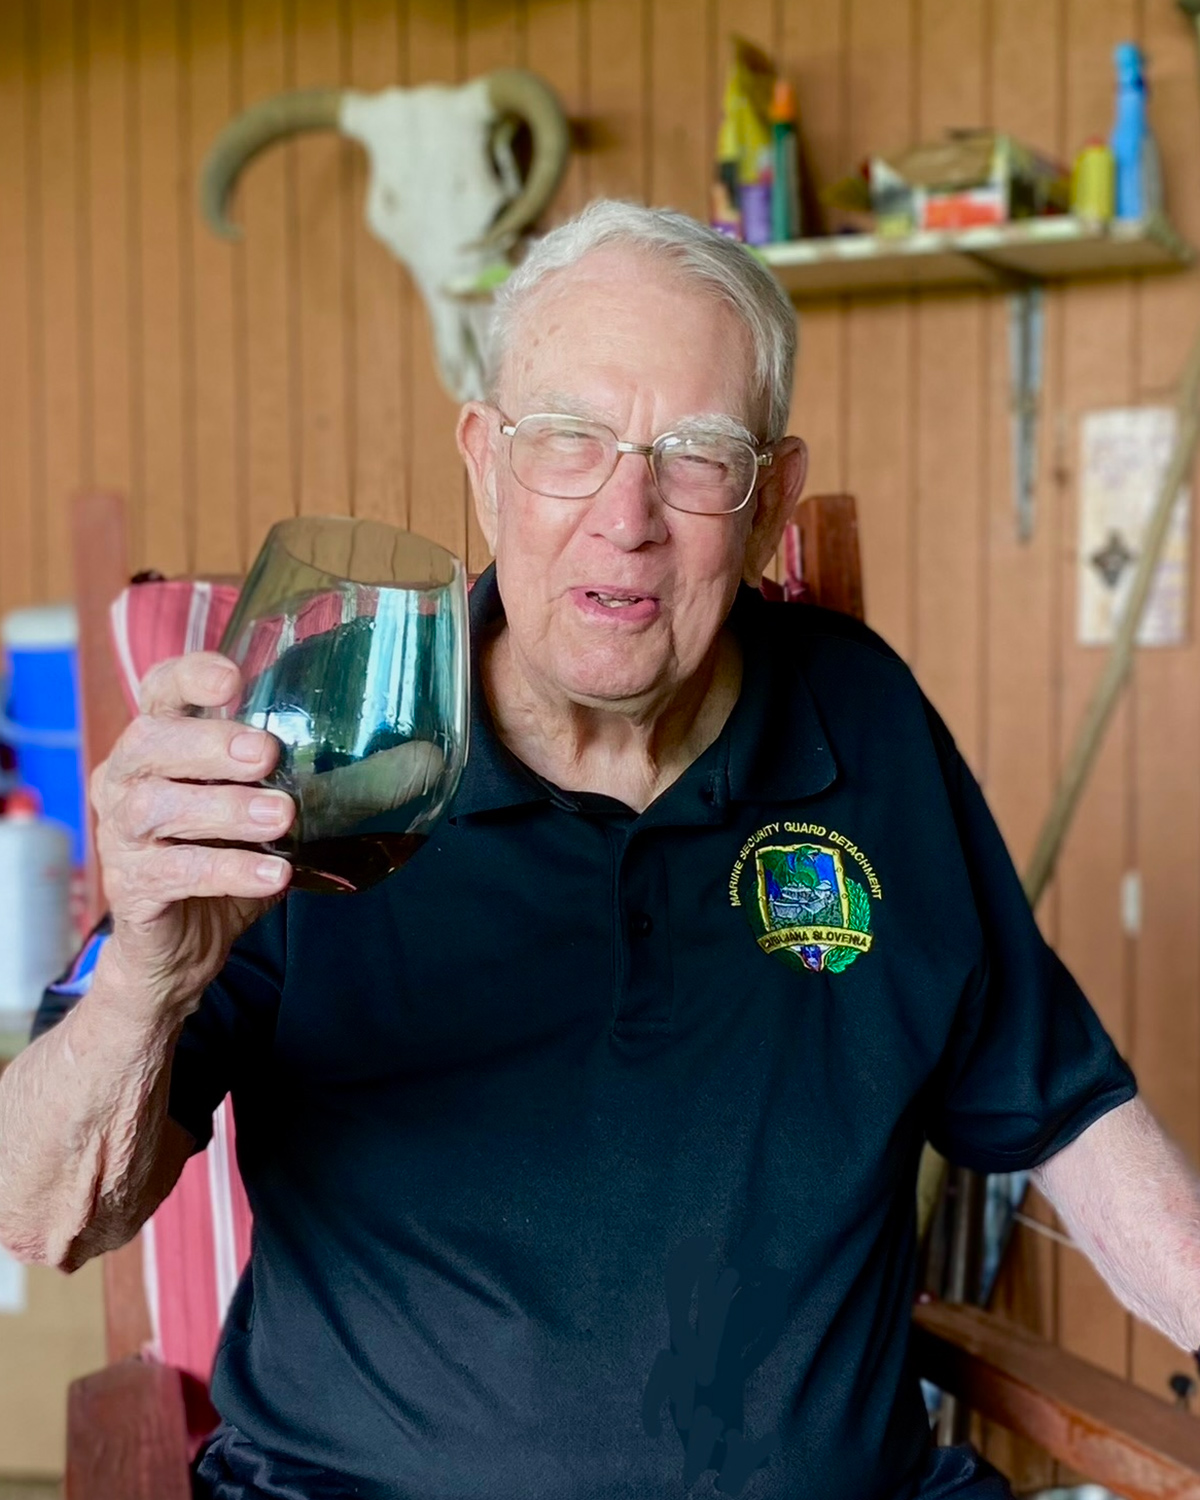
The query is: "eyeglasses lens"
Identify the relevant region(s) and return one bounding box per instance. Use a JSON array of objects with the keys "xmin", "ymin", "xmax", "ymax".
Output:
[
  {"xmin": 508, "ymin": 416, "xmax": 757, "ymax": 514},
  {"xmin": 654, "ymin": 436, "xmax": 756, "ymax": 515},
  {"xmin": 509, "ymin": 417, "xmax": 614, "ymax": 499}
]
